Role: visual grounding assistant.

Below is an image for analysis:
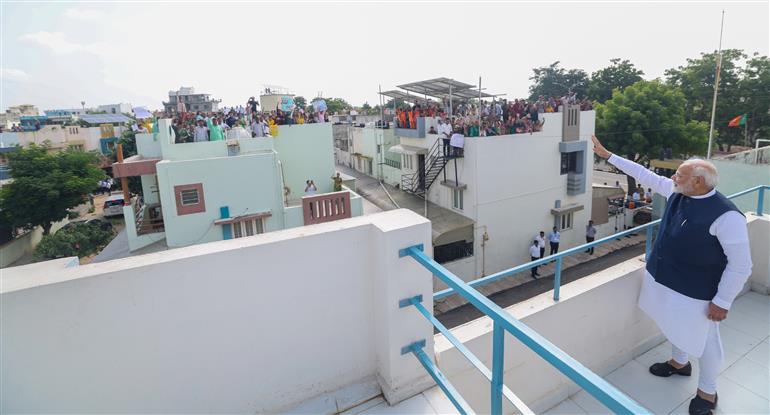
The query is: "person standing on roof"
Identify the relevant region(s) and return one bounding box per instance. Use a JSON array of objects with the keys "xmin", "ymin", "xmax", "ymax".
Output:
[{"xmin": 592, "ymin": 134, "xmax": 752, "ymax": 415}]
